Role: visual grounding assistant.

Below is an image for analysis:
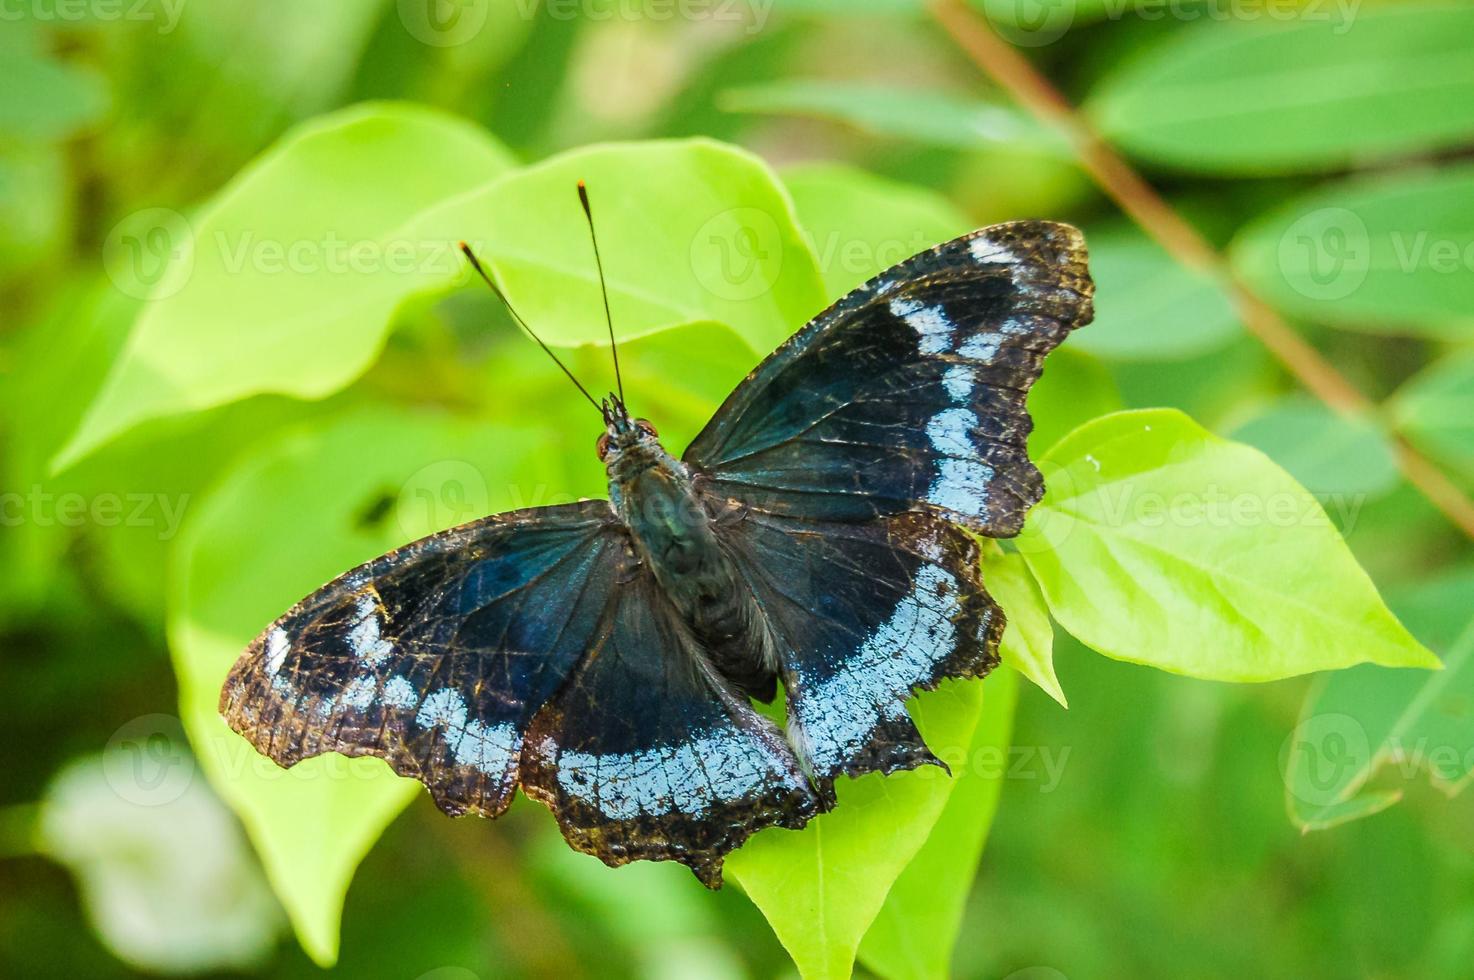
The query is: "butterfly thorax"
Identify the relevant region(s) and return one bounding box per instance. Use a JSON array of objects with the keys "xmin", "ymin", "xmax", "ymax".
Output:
[{"xmin": 605, "ymin": 431, "xmax": 778, "ymax": 702}]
